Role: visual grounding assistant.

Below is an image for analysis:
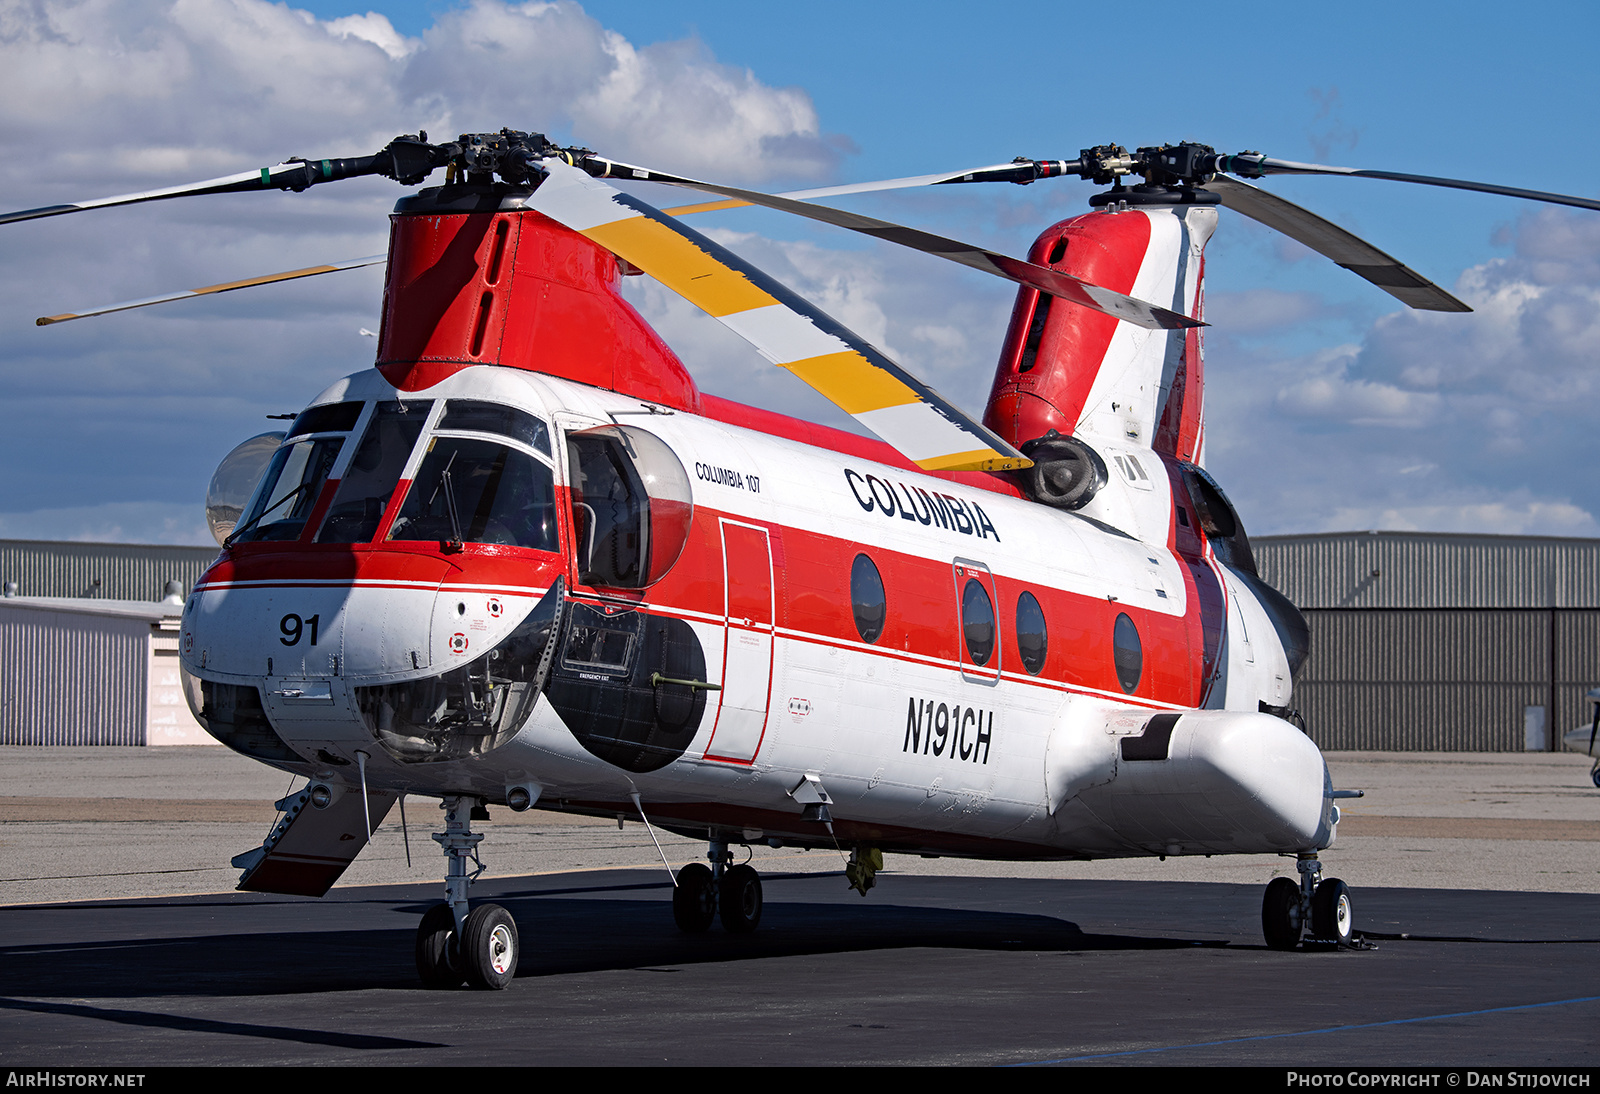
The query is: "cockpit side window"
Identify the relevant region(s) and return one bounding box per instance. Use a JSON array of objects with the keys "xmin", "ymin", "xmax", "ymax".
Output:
[
  {"xmin": 568, "ymin": 433, "xmax": 650, "ymax": 586},
  {"xmin": 565, "ymin": 425, "xmax": 693, "ymax": 589},
  {"xmin": 316, "ymin": 401, "xmax": 432, "ymax": 544},
  {"xmin": 388, "ymin": 437, "xmax": 558, "ymax": 551}
]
